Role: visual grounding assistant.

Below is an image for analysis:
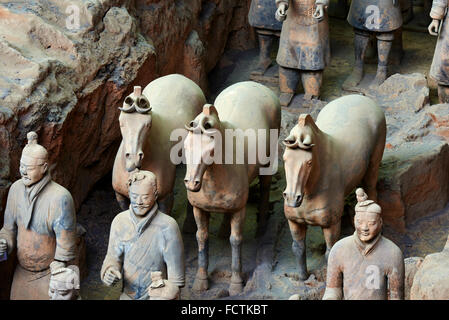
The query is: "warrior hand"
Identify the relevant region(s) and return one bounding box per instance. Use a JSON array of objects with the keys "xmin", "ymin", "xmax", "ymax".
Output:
[
  {"xmin": 50, "ymin": 260, "xmax": 66, "ymax": 274},
  {"xmin": 103, "ymin": 267, "xmax": 122, "ymax": 286},
  {"xmin": 0, "ymin": 239, "xmax": 7, "ymax": 255},
  {"xmin": 429, "ymin": 19, "xmax": 440, "ymax": 36},
  {"xmin": 313, "ymin": 4, "xmax": 325, "ymax": 20},
  {"xmin": 275, "ymin": 3, "xmax": 288, "ymax": 22}
]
